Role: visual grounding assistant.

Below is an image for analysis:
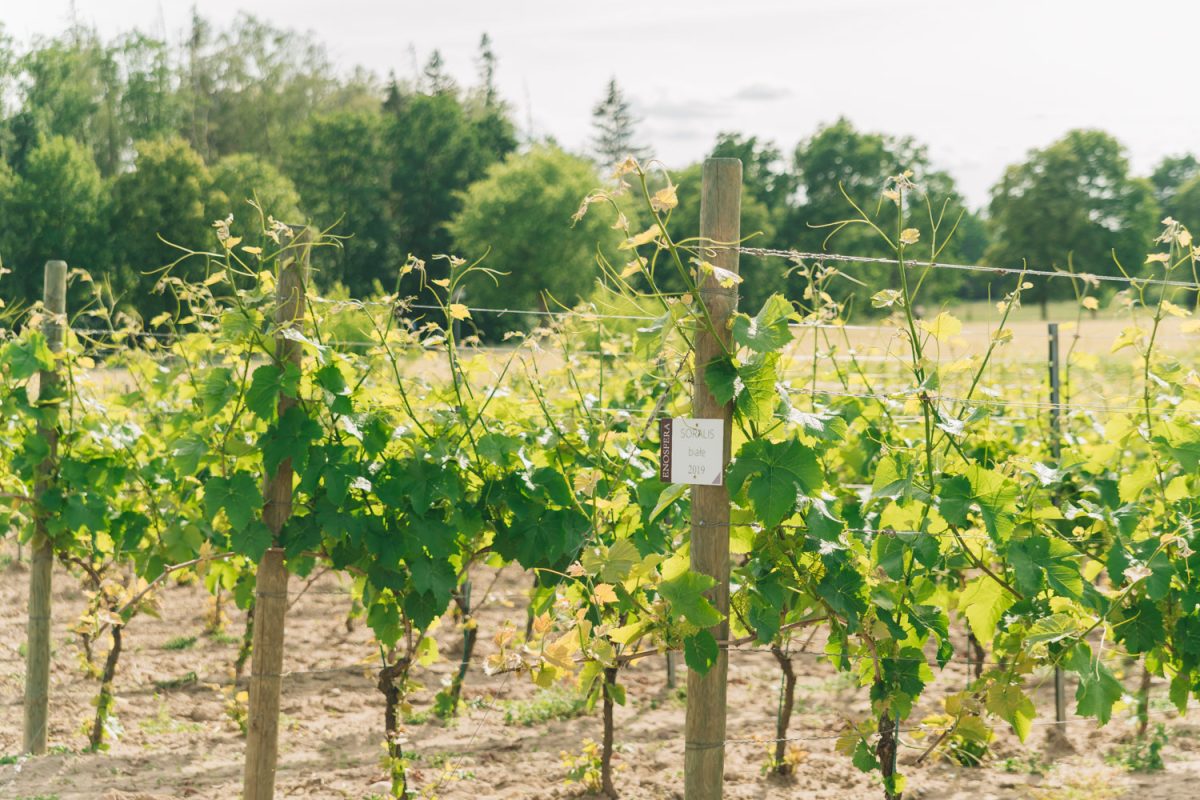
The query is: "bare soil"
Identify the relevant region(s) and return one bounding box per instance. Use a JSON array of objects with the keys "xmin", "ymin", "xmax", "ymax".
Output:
[{"xmin": 1, "ymin": 557, "xmax": 1198, "ymax": 800}]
